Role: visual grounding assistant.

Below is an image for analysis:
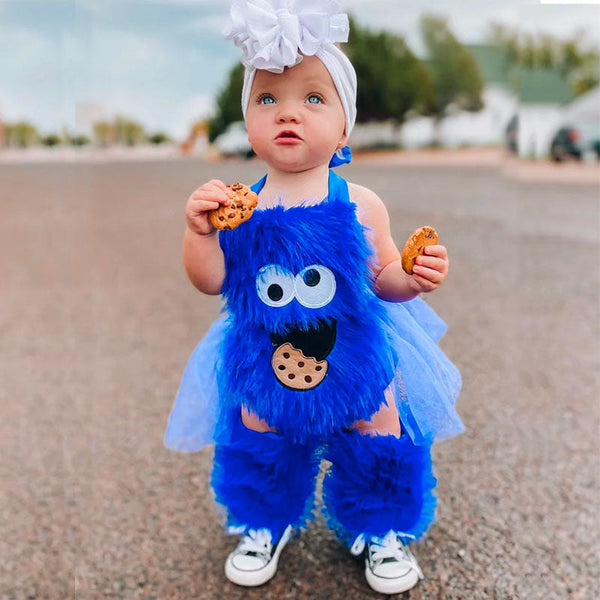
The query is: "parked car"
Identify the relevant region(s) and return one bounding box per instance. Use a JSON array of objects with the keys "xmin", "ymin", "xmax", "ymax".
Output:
[
  {"xmin": 550, "ymin": 122, "xmax": 600, "ymax": 162},
  {"xmin": 505, "ymin": 115, "xmax": 518, "ymax": 154},
  {"xmin": 214, "ymin": 121, "xmax": 254, "ymax": 158}
]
